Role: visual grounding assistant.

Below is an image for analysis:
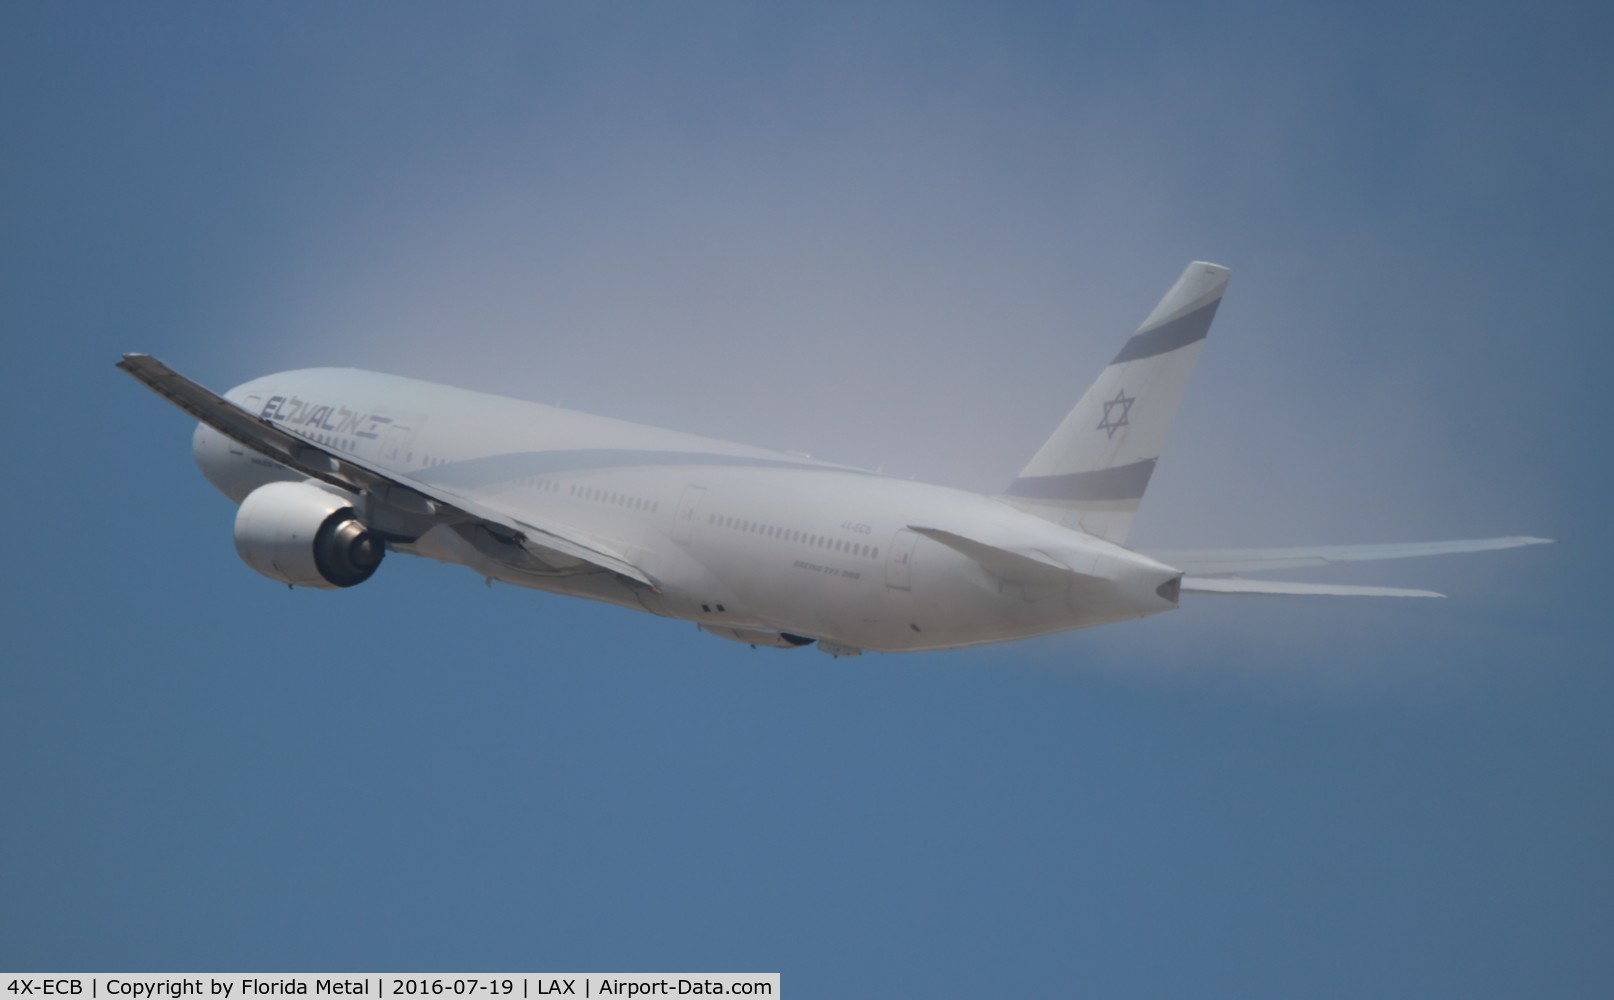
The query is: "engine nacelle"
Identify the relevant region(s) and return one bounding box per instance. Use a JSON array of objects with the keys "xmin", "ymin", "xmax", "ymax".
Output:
[{"xmin": 234, "ymin": 481, "xmax": 385, "ymax": 589}]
